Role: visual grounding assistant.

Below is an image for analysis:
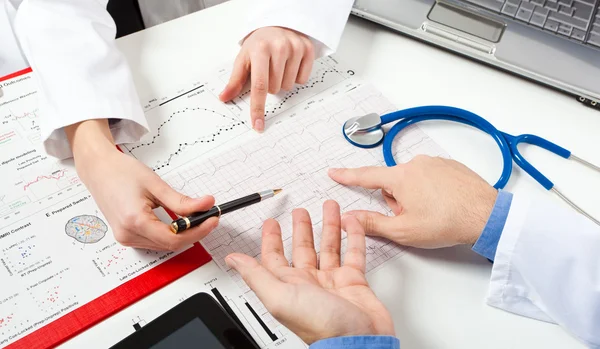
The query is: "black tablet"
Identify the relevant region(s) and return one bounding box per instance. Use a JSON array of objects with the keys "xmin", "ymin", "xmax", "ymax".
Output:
[{"xmin": 110, "ymin": 292, "xmax": 260, "ymax": 349}]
